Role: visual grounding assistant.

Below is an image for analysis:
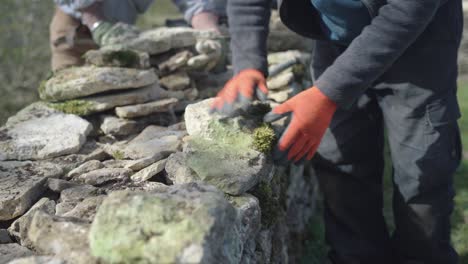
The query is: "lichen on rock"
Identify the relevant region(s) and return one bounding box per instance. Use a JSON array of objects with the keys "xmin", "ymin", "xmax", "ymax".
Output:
[{"xmin": 48, "ymin": 100, "xmax": 94, "ymax": 116}]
